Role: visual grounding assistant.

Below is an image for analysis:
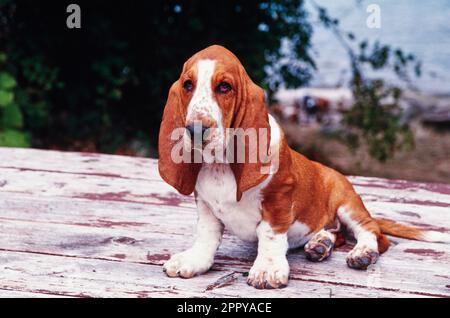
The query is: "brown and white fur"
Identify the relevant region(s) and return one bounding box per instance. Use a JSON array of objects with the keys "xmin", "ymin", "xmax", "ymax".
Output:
[{"xmin": 158, "ymin": 45, "xmax": 450, "ymax": 289}]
